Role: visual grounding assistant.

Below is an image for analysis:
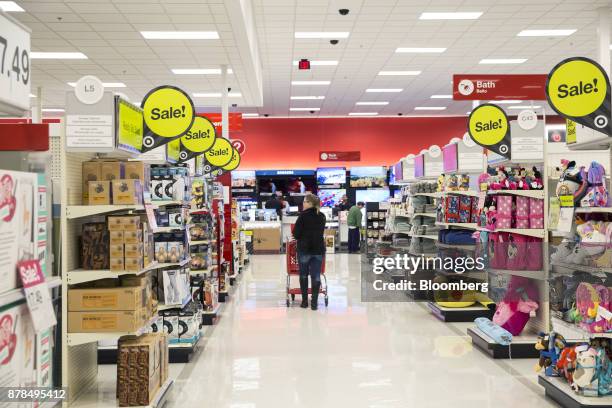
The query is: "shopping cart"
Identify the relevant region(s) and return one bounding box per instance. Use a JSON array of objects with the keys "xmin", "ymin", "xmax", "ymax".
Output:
[{"xmin": 285, "ymin": 239, "xmax": 328, "ymax": 307}]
